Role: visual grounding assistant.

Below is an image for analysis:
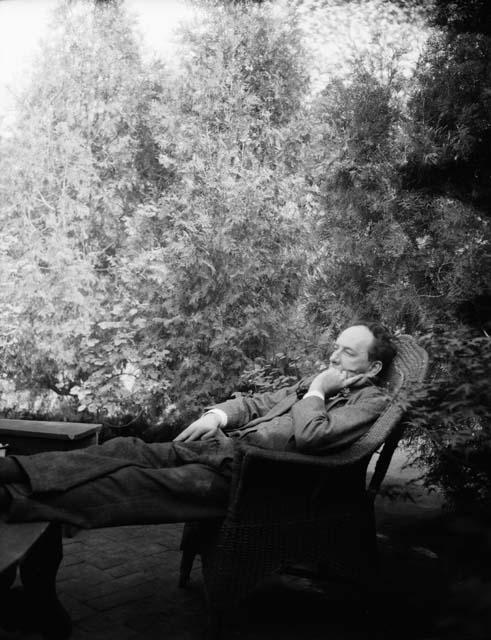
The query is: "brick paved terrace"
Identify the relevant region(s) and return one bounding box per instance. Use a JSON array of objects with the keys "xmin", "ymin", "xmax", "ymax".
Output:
[
  {"xmin": 57, "ymin": 522, "xmax": 383, "ymax": 640},
  {"xmin": 11, "ymin": 521, "xmax": 380, "ymax": 640},
  {"xmin": 3, "ymin": 449, "xmax": 446, "ymax": 640}
]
